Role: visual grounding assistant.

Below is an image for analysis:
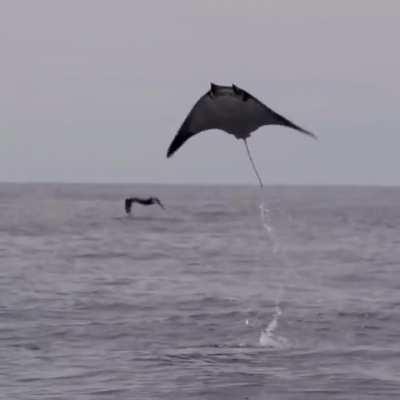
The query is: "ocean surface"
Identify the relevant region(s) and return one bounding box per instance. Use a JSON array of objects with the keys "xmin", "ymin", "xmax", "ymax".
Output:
[{"xmin": 1, "ymin": 183, "xmax": 400, "ymax": 399}]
